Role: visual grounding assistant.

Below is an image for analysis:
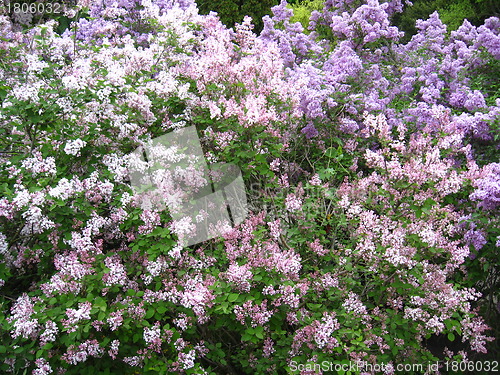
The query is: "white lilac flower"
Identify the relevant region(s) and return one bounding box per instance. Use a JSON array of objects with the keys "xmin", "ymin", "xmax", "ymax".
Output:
[{"xmin": 64, "ymin": 139, "xmax": 87, "ymax": 156}]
